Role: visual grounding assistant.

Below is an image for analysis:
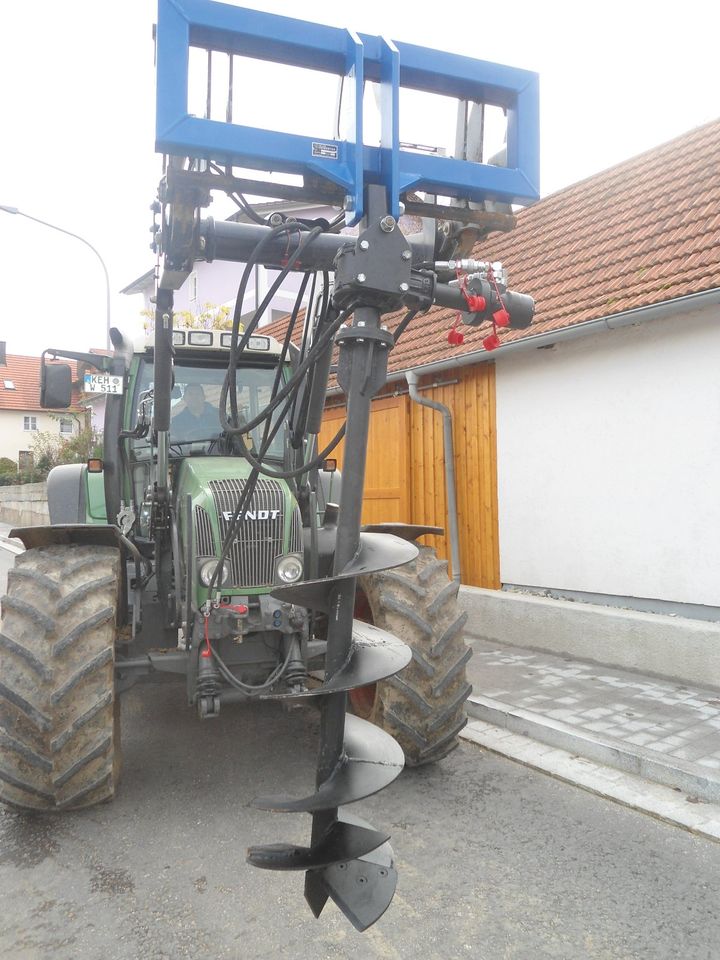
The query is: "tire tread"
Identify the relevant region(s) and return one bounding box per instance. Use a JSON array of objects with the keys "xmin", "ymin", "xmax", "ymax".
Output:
[
  {"xmin": 359, "ymin": 543, "xmax": 472, "ymax": 766},
  {"xmin": 0, "ymin": 544, "xmax": 120, "ymax": 811}
]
